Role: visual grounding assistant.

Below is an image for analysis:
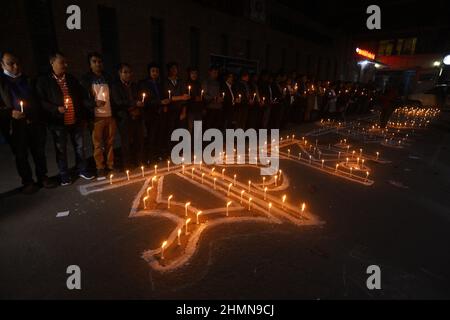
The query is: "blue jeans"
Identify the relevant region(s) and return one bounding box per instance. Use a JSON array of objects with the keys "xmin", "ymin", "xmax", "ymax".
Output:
[{"xmin": 50, "ymin": 124, "xmax": 87, "ymax": 179}]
